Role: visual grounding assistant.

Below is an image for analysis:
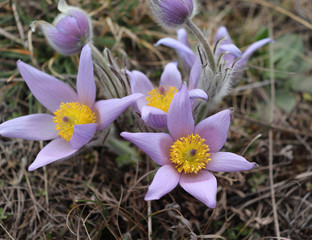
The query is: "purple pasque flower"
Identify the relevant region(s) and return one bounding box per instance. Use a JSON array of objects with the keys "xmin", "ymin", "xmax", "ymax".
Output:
[
  {"xmin": 213, "ymin": 26, "xmax": 273, "ymax": 72},
  {"xmin": 121, "ymin": 84, "xmax": 256, "ymax": 208},
  {"xmin": 0, "ymin": 45, "xmax": 142, "ymax": 171},
  {"xmin": 156, "ymin": 26, "xmax": 272, "ymax": 74},
  {"xmin": 148, "ymin": 0, "xmax": 196, "ymax": 29},
  {"xmin": 127, "ymin": 61, "xmax": 207, "ymax": 129},
  {"xmin": 156, "ymin": 27, "xmax": 273, "ymax": 107},
  {"xmin": 37, "ymin": 0, "xmax": 92, "ymax": 55}
]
